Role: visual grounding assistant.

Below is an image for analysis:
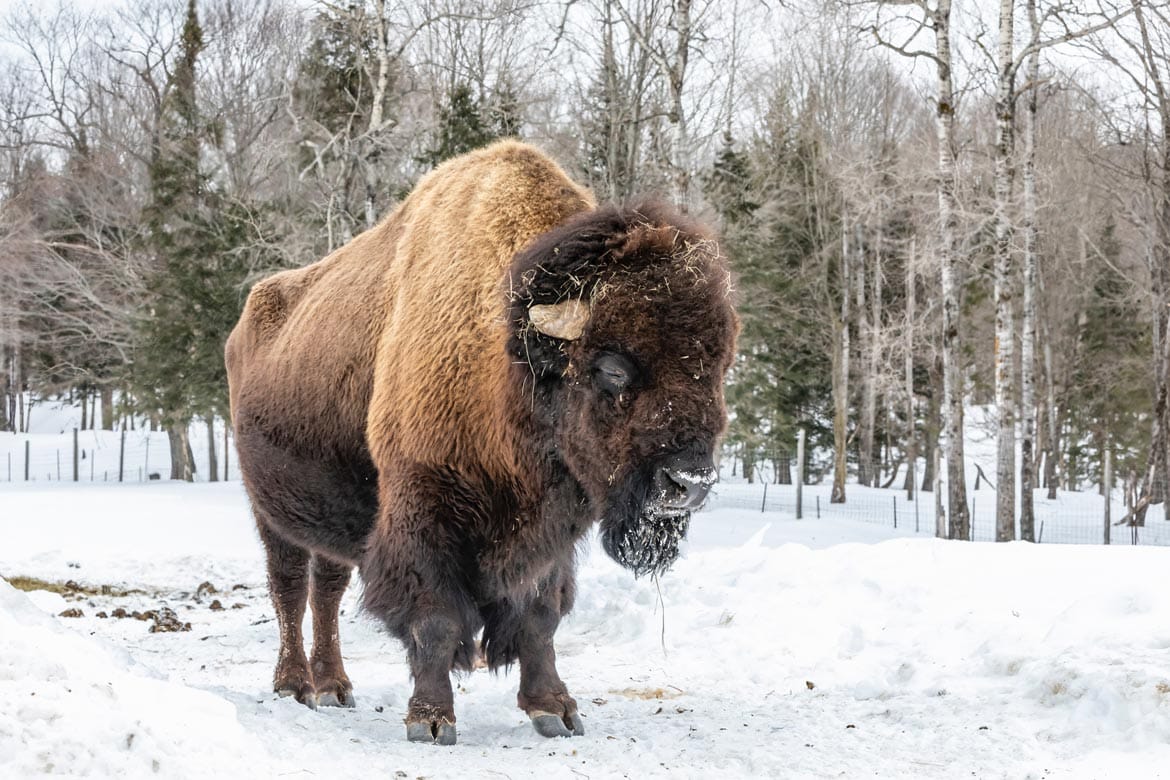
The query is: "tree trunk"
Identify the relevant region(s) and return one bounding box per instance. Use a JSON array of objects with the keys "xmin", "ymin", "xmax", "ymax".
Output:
[
  {"xmin": 613, "ymin": 0, "xmax": 693, "ymax": 211},
  {"xmin": 100, "ymin": 386, "xmax": 114, "ymax": 430},
  {"xmin": 80, "ymin": 387, "xmax": 88, "ymax": 430},
  {"xmin": 855, "ymin": 224, "xmax": 870, "ymax": 487},
  {"xmin": 860, "ymin": 225, "xmax": 882, "ymax": 489},
  {"xmin": 14, "ymin": 346, "xmax": 24, "ymax": 433},
  {"xmin": 776, "ymin": 450, "xmax": 792, "ymax": 484},
  {"xmin": 668, "ymin": 0, "xmax": 692, "ymax": 210},
  {"xmin": 1019, "ymin": 0, "xmax": 1040, "ymax": 542},
  {"xmin": 1135, "ymin": 315, "xmax": 1170, "ymax": 523},
  {"xmin": 1044, "ymin": 336, "xmax": 1060, "ymax": 498},
  {"xmin": 904, "ymin": 239, "xmax": 917, "ymax": 500},
  {"xmin": 207, "ymin": 417, "xmax": 218, "ymax": 483},
  {"xmin": 167, "ymin": 424, "xmax": 194, "ymax": 482},
  {"xmin": 933, "ymin": 1, "xmax": 970, "ymax": 539},
  {"xmin": 0, "ymin": 349, "xmax": 7, "ymax": 433},
  {"xmin": 831, "ymin": 216, "xmax": 852, "ymax": 503},
  {"xmin": 922, "ymin": 362, "xmax": 941, "ymax": 493},
  {"xmin": 992, "ymin": 0, "xmax": 1017, "ymax": 543}
]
